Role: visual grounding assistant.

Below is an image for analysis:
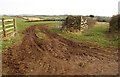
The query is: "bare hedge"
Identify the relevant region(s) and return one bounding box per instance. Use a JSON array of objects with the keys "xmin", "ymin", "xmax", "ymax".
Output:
[
  {"xmin": 62, "ymin": 15, "xmax": 82, "ymax": 32},
  {"xmin": 109, "ymin": 14, "xmax": 120, "ymax": 32},
  {"xmin": 62, "ymin": 15, "xmax": 96, "ymax": 32}
]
